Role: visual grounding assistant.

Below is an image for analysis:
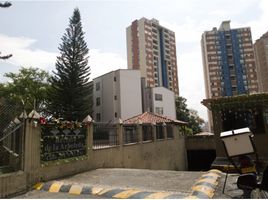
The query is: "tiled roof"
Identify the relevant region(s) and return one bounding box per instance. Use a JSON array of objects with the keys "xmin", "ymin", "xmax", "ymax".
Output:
[{"xmin": 123, "ymin": 112, "xmax": 187, "ymax": 125}]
